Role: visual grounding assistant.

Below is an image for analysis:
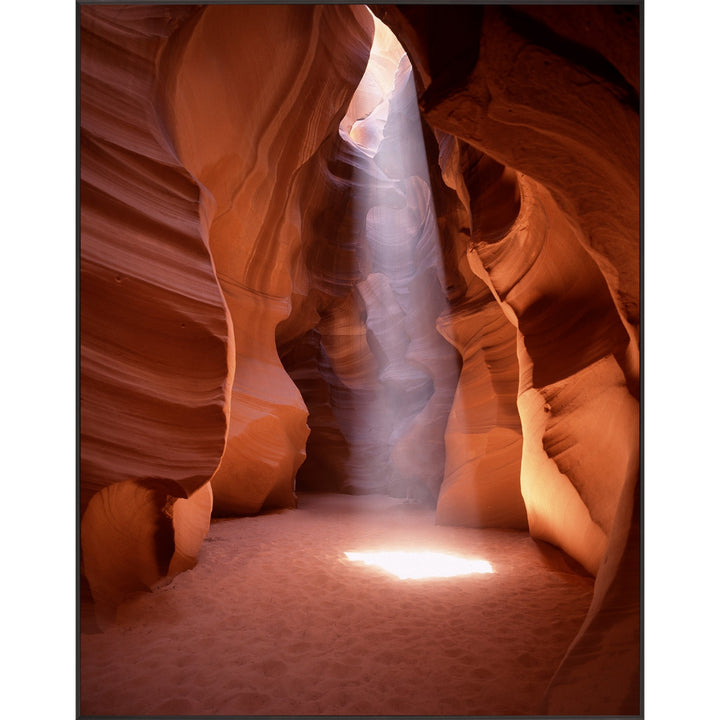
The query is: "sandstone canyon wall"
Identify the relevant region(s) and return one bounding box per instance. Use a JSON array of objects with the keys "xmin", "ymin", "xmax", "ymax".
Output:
[
  {"xmin": 80, "ymin": 3, "xmax": 640, "ymax": 713},
  {"xmin": 80, "ymin": 4, "xmax": 231, "ymax": 622},
  {"xmin": 80, "ymin": 3, "xmax": 374, "ymax": 618},
  {"xmin": 369, "ymin": 3, "xmax": 640, "ymax": 713},
  {"xmin": 164, "ymin": 4, "xmax": 375, "ymax": 515}
]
